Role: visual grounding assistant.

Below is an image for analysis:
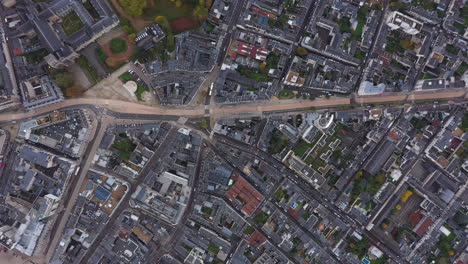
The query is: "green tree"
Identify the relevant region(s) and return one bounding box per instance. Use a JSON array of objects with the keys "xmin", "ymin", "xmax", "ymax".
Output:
[
  {"xmin": 338, "ymin": 17, "xmax": 352, "ymax": 33},
  {"xmin": 200, "ymin": 119, "xmax": 208, "ymax": 129},
  {"xmin": 399, "ymin": 39, "xmax": 414, "ymax": 49},
  {"xmin": 193, "ymin": 5, "xmax": 209, "ymax": 22},
  {"xmin": 295, "ymin": 47, "xmax": 308, "ymax": 56},
  {"xmin": 119, "ymin": 18, "xmax": 135, "ymax": 34},
  {"xmin": 118, "ymin": 0, "xmax": 147, "ymax": 17},
  {"xmin": 176, "ymin": 0, "xmax": 183, "ymax": 7},
  {"xmin": 166, "ymin": 33, "xmax": 175, "ymax": 52},
  {"xmin": 128, "ymin": 33, "xmax": 136, "ymax": 43},
  {"xmin": 155, "ymin": 16, "xmax": 171, "ymax": 32}
]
